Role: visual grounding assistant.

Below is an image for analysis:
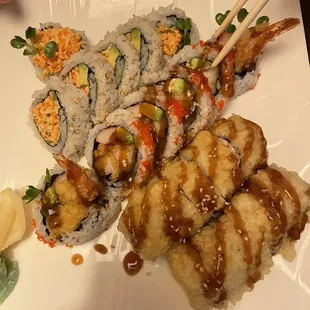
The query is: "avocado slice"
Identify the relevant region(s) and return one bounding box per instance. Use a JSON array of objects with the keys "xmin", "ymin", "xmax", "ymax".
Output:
[
  {"xmin": 140, "ymin": 103, "xmax": 163, "ymax": 121},
  {"xmin": 130, "ymin": 28, "xmax": 142, "ymax": 53},
  {"xmin": 116, "ymin": 127, "xmax": 134, "ymax": 145},
  {"xmin": 77, "ymin": 64, "xmax": 89, "ymax": 88},
  {"xmin": 105, "ymin": 45, "xmax": 121, "ymax": 68},
  {"xmin": 51, "ymin": 91, "xmax": 58, "ymax": 102},
  {"xmin": 169, "ymin": 78, "xmax": 188, "ymax": 96},
  {"xmin": 187, "ymin": 57, "xmax": 211, "ymax": 70}
]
